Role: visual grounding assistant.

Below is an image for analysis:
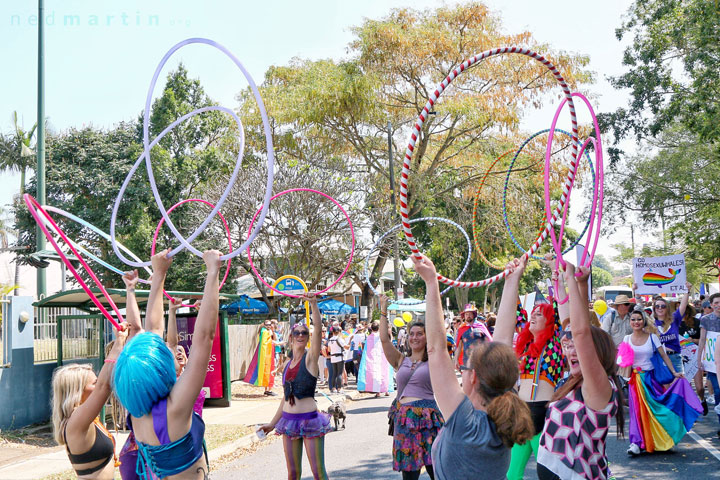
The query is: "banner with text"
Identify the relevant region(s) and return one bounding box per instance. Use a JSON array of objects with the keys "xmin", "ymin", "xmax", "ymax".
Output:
[
  {"xmin": 633, "ymin": 254, "xmax": 687, "ymax": 295},
  {"xmin": 701, "ymin": 331, "xmax": 718, "ymax": 374},
  {"xmin": 177, "ymin": 316, "xmax": 223, "ymax": 398}
]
